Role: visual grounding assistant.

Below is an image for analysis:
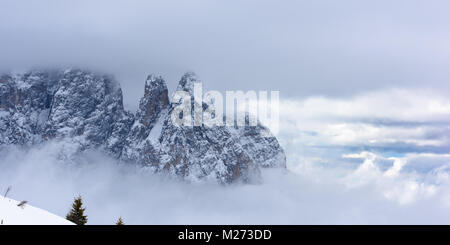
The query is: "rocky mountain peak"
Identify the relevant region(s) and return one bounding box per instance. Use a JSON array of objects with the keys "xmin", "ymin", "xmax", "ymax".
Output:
[
  {"xmin": 44, "ymin": 70, "xmax": 132, "ymax": 157},
  {"xmin": 145, "ymin": 75, "xmax": 165, "ymax": 91},
  {"xmin": 0, "ymin": 69, "xmax": 286, "ymax": 184},
  {"xmin": 176, "ymin": 72, "xmax": 198, "ymax": 94},
  {"xmin": 141, "ymin": 74, "xmax": 169, "ymax": 128}
]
